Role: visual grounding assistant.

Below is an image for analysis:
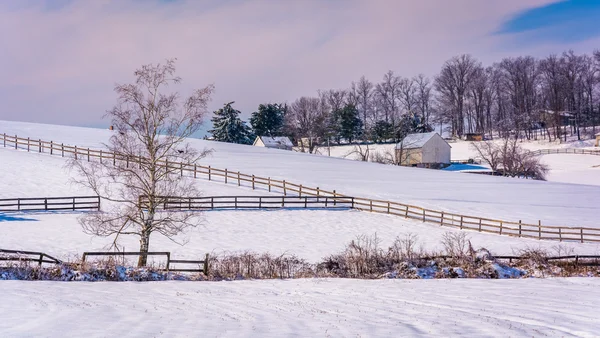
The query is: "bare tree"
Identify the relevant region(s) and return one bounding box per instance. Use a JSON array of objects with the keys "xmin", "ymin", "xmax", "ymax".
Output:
[
  {"xmin": 285, "ymin": 96, "xmax": 327, "ymax": 153},
  {"xmin": 414, "ymin": 74, "xmax": 433, "ymax": 126},
  {"xmin": 70, "ymin": 59, "xmax": 214, "ymax": 266},
  {"xmin": 471, "ymin": 140, "xmax": 501, "ymax": 172},
  {"xmin": 435, "ymin": 54, "xmax": 480, "ymax": 137}
]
